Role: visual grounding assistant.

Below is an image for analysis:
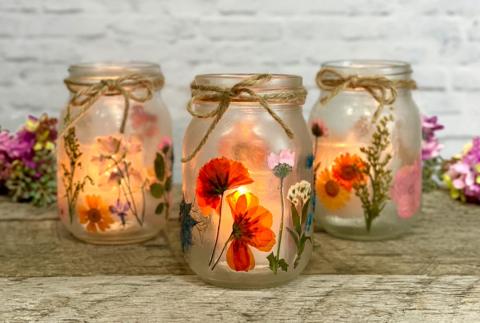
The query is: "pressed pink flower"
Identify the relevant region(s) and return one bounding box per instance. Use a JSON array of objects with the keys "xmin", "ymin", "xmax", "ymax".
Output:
[
  {"xmin": 390, "ymin": 159, "xmax": 422, "ymax": 219},
  {"xmin": 157, "ymin": 136, "xmax": 172, "ymax": 152},
  {"xmin": 131, "ymin": 105, "xmax": 158, "ymax": 138},
  {"xmin": 267, "ymin": 149, "xmax": 295, "ymax": 179},
  {"xmin": 267, "ymin": 149, "xmax": 295, "ymax": 169}
]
